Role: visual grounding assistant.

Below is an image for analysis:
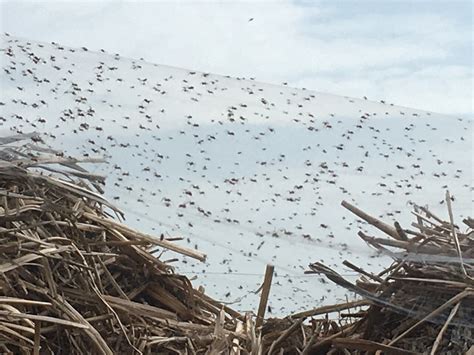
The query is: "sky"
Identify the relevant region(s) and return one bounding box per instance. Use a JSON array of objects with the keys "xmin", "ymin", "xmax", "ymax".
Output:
[{"xmin": 1, "ymin": 0, "xmax": 472, "ymax": 116}]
